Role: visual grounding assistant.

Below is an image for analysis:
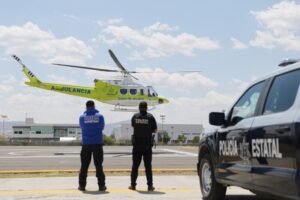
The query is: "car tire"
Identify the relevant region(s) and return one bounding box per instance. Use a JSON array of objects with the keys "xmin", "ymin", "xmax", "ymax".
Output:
[{"xmin": 199, "ymin": 153, "xmax": 226, "ymax": 200}]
